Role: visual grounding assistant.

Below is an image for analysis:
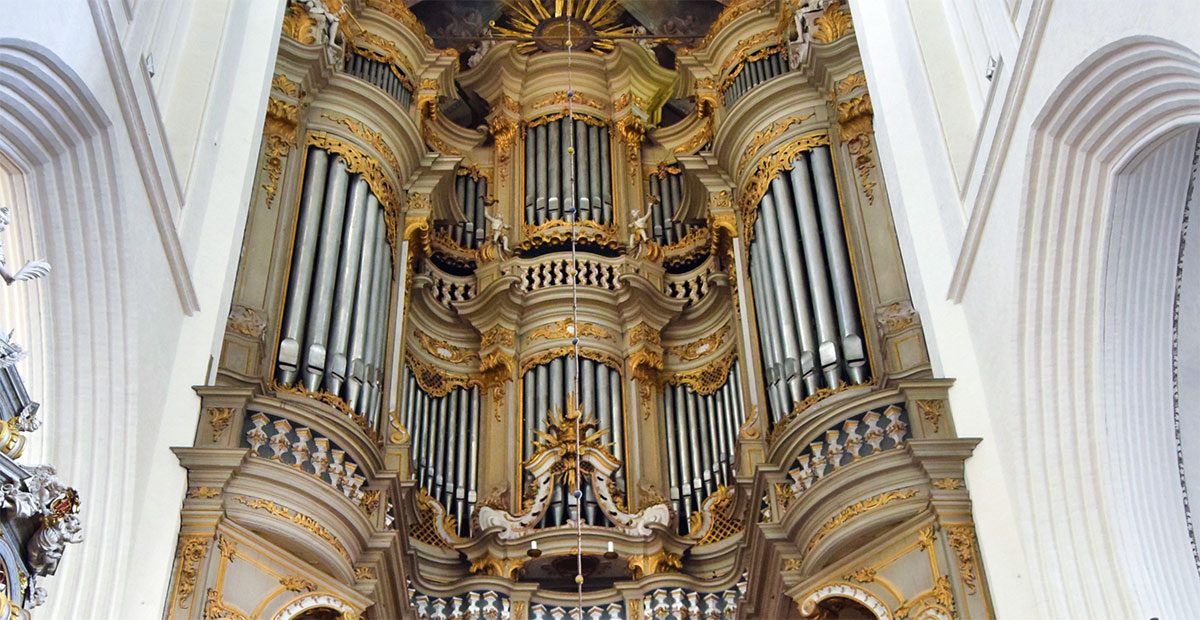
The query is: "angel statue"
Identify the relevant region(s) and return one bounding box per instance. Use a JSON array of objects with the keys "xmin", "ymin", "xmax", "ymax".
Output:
[
  {"xmin": 0, "ymin": 206, "xmax": 50, "ymax": 286},
  {"xmin": 484, "ymin": 207, "xmax": 511, "ymax": 257},
  {"xmin": 299, "ymin": 0, "xmax": 344, "ymax": 65},
  {"xmin": 628, "ymin": 206, "xmax": 653, "ymax": 252}
]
